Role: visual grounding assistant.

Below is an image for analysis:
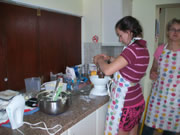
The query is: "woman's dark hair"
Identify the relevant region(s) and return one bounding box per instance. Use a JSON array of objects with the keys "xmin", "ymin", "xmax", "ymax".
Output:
[
  {"xmin": 167, "ymin": 18, "xmax": 180, "ymax": 31},
  {"xmin": 115, "ymin": 16, "xmax": 143, "ymax": 38}
]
